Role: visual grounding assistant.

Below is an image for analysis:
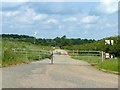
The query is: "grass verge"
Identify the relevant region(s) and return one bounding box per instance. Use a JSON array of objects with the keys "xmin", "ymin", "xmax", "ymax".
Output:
[{"xmin": 71, "ymin": 55, "xmax": 119, "ymax": 73}]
